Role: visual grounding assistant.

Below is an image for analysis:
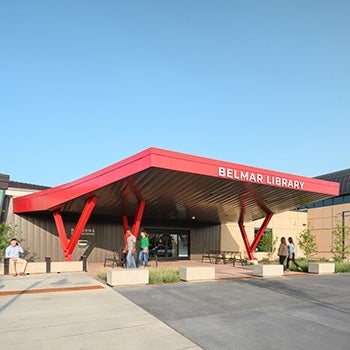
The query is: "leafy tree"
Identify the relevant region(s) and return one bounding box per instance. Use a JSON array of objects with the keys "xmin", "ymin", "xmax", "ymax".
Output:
[
  {"xmin": 257, "ymin": 230, "xmax": 278, "ymax": 262},
  {"xmin": 297, "ymin": 226, "xmax": 318, "ymax": 263},
  {"xmin": 332, "ymin": 219, "xmax": 350, "ymax": 261},
  {"xmin": 0, "ymin": 222, "xmax": 18, "ymax": 261}
]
